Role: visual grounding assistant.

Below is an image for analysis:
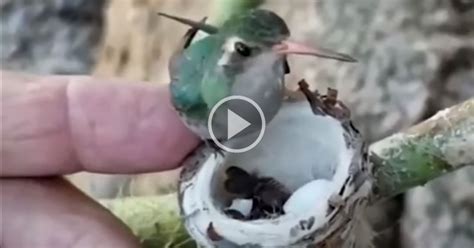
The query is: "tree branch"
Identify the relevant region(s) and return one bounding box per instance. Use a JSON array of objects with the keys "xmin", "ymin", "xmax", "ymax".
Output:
[
  {"xmin": 100, "ymin": 194, "xmax": 194, "ymax": 248},
  {"xmin": 370, "ymin": 98, "xmax": 474, "ymax": 201}
]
